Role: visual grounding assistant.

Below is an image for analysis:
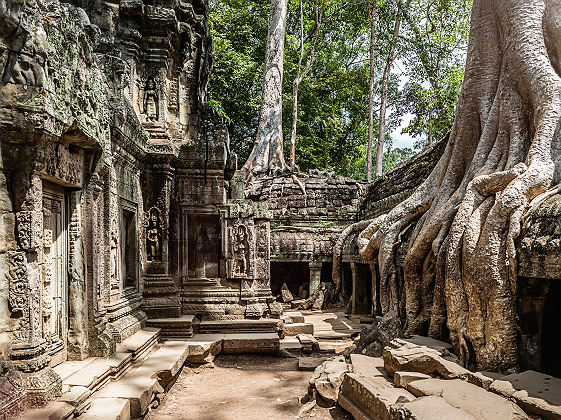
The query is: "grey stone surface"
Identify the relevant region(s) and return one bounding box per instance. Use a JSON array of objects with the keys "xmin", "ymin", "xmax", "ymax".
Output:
[
  {"xmin": 79, "ymin": 398, "xmax": 131, "ymax": 420},
  {"xmin": 489, "ymin": 370, "xmax": 561, "ymax": 420},
  {"xmin": 394, "ymin": 371, "xmax": 432, "ymax": 388},
  {"xmin": 407, "ymin": 378, "xmax": 529, "ymax": 420},
  {"xmin": 389, "ymin": 395, "xmax": 477, "ymax": 420}
]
